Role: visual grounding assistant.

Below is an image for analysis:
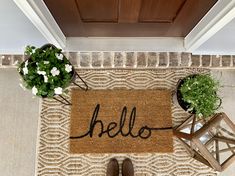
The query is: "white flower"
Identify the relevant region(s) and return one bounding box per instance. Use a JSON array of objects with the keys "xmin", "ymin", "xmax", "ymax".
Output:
[
  {"xmin": 55, "ymin": 53, "xmax": 63, "ymax": 60},
  {"xmin": 65, "ymin": 64, "xmax": 72, "ymax": 73},
  {"xmin": 25, "ymin": 60, "xmax": 28, "ymax": 67},
  {"xmin": 37, "ymin": 70, "xmax": 46, "ymax": 75},
  {"xmin": 54, "ymin": 87, "xmax": 63, "ymax": 95},
  {"xmin": 187, "ymin": 107, "xmax": 194, "ymax": 112},
  {"xmin": 198, "ymin": 113, "xmax": 203, "ymax": 118},
  {"xmin": 19, "ymin": 83, "xmax": 26, "ymax": 91},
  {"xmin": 32, "ymin": 86, "xmax": 38, "ymax": 95},
  {"xmin": 44, "ymin": 75, "xmax": 48, "ymax": 83},
  {"xmin": 44, "ymin": 61, "xmax": 49, "ymax": 64},
  {"xmin": 50, "ymin": 67, "xmax": 60, "ymax": 76},
  {"xmin": 22, "ymin": 67, "xmax": 28, "ymax": 75},
  {"xmin": 32, "ymin": 48, "xmax": 36, "ymax": 54}
]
